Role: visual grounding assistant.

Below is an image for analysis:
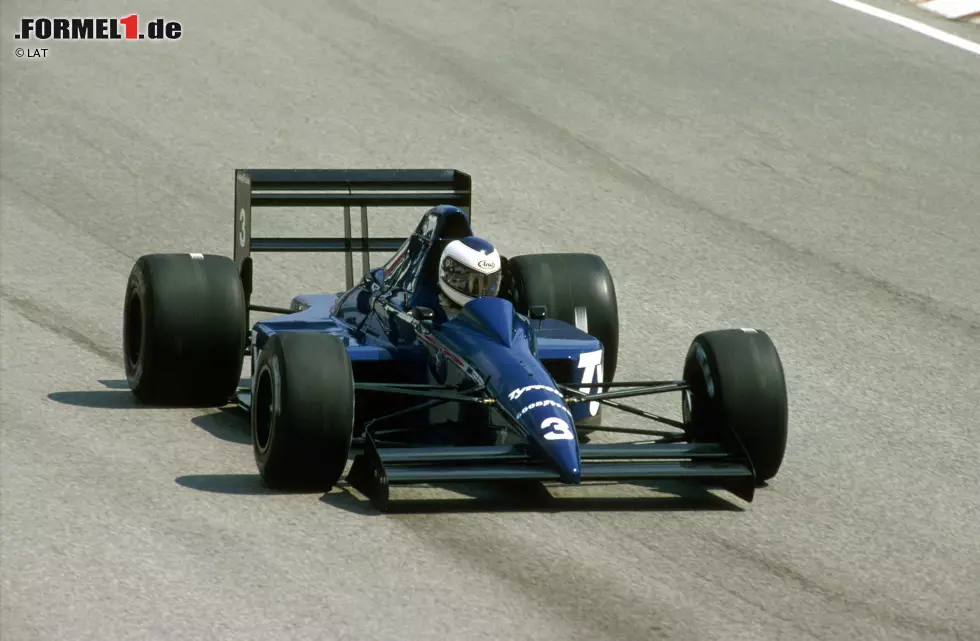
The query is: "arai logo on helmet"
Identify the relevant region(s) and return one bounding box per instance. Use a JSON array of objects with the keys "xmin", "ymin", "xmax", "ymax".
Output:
[{"xmin": 477, "ymin": 259, "xmax": 496, "ymax": 270}]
